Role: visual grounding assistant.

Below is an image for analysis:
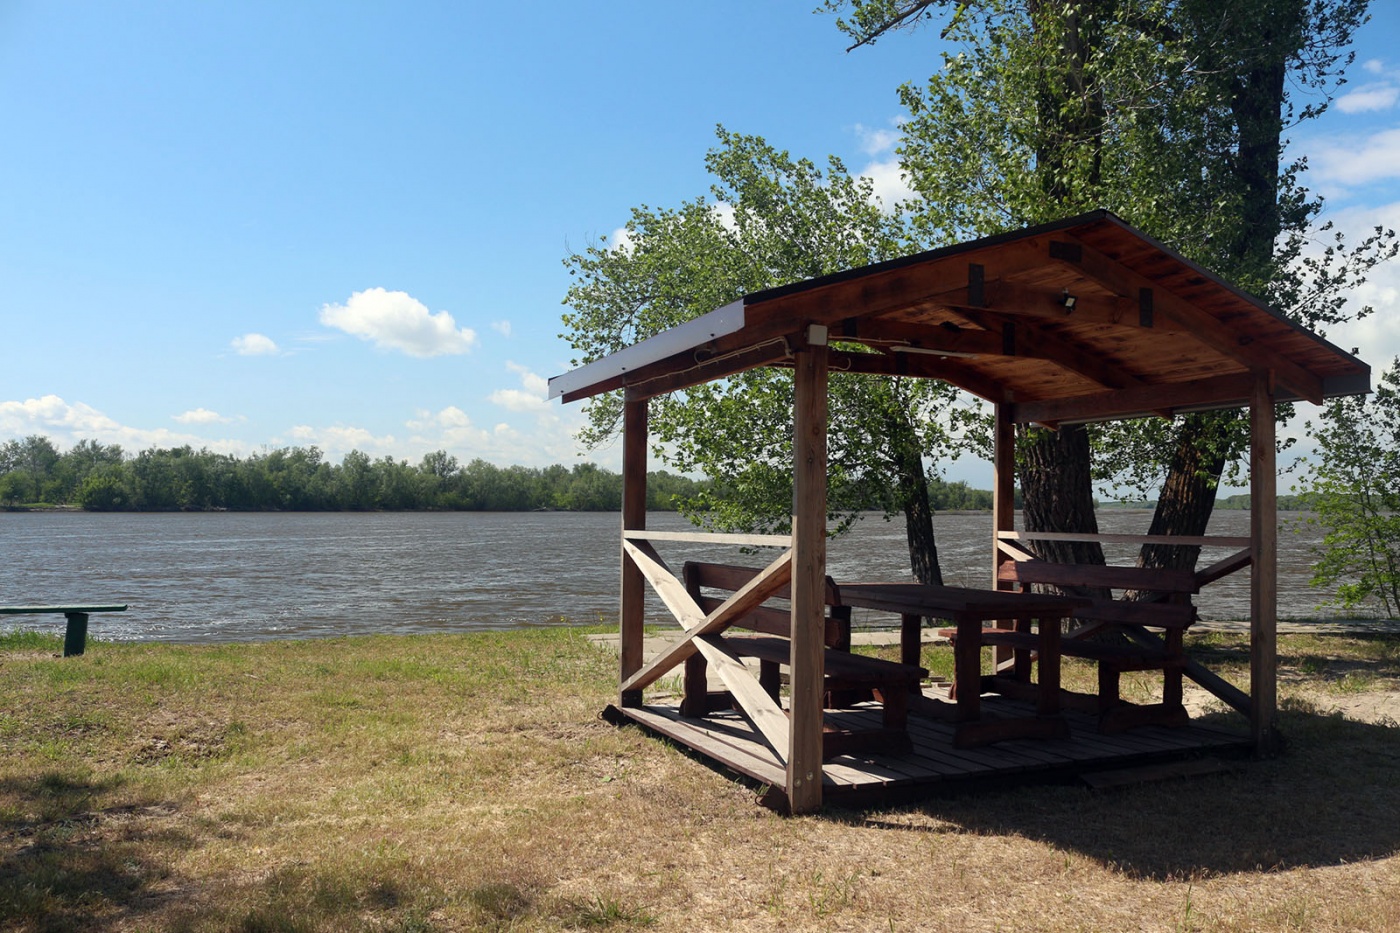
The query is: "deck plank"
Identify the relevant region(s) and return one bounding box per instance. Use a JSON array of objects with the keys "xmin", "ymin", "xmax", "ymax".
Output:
[{"xmin": 610, "ymin": 690, "xmax": 1251, "ymax": 802}]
